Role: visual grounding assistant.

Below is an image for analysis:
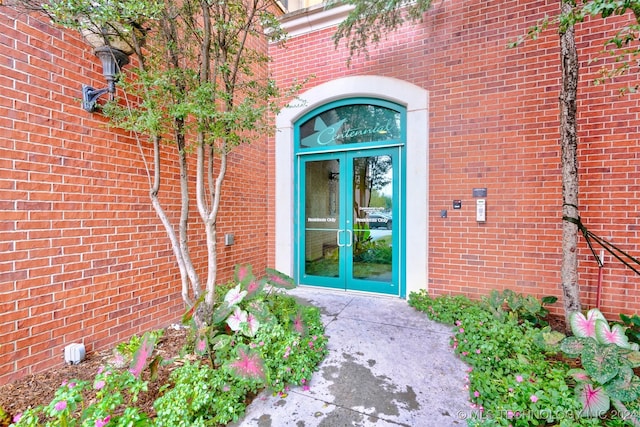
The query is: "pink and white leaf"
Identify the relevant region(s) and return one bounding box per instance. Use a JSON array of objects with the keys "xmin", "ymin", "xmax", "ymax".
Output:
[
  {"xmin": 264, "ymin": 268, "xmax": 296, "ymax": 289},
  {"xmin": 570, "ymin": 309, "xmax": 606, "ymax": 339},
  {"xmin": 195, "ymin": 333, "xmax": 209, "ymax": 356},
  {"xmin": 577, "ymin": 383, "xmax": 610, "ymax": 418},
  {"xmin": 234, "ymin": 264, "xmax": 253, "ymax": 285},
  {"xmin": 129, "ymin": 332, "xmax": 156, "ymax": 378},
  {"xmin": 228, "ymin": 346, "xmax": 266, "ymax": 382},
  {"xmin": 226, "ymin": 307, "xmax": 248, "ymax": 332},
  {"xmin": 244, "ymin": 279, "xmax": 264, "ymax": 300},
  {"xmin": 292, "ymin": 310, "xmax": 307, "ymax": 335},
  {"xmin": 245, "ymin": 312, "xmax": 260, "ymax": 337},
  {"xmin": 595, "ymin": 320, "xmax": 631, "ymax": 348},
  {"xmin": 224, "ymin": 285, "xmax": 247, "ymax": 307}
]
